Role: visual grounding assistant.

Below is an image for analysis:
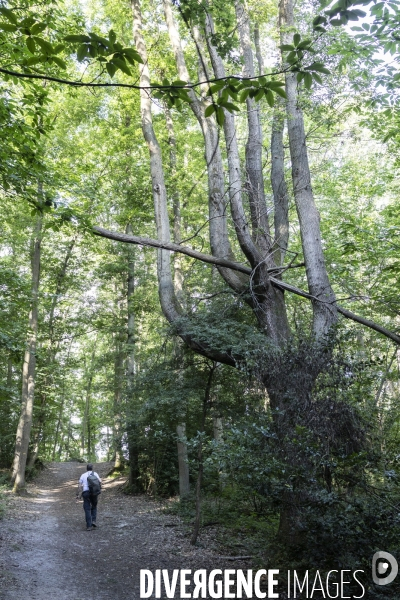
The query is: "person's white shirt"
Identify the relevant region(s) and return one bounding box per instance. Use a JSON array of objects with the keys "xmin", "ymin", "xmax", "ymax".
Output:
[{"xmin": 79, "ymin": 471, "xmax": 101, "ymax": 492}]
